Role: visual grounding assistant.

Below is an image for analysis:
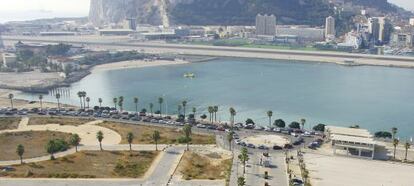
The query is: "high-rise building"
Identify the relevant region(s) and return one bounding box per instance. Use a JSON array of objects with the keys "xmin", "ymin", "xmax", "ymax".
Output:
[
  {"xmin": 378, "ymin": 17, "xmax": 392, "ymax": 43},
  {"xmin": 124, "ymin": 18, "xmax": 137, "ymax": 30},
  {"xmin": 325, "ymin": 16, "xmax": 336, "ymax": 41},
  {"xmin": 409, "ymin": 18, "xmax": 414, "ymax": 26},
  {"xmin": 0, "ymin": 32, "xmax": 4, "ymax": 50},
  {"xmin": 368, "ymin": 17, "xmax": 380, "ymax": 42},
  {"xmin": 256, "ymin": 14, "xmax": 276, "ymax": 36}
]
